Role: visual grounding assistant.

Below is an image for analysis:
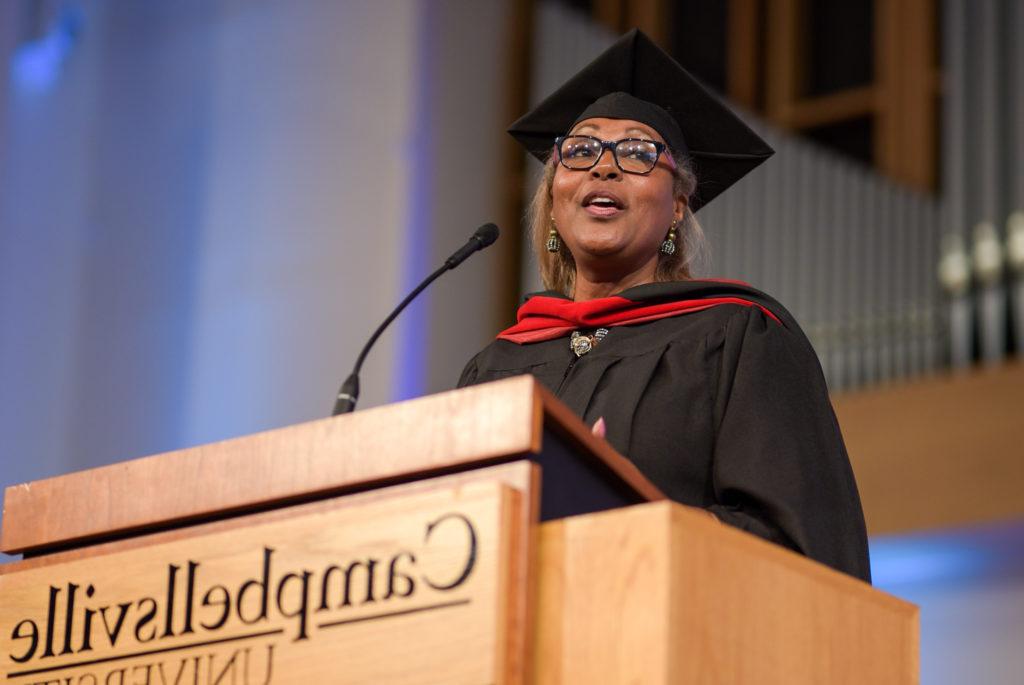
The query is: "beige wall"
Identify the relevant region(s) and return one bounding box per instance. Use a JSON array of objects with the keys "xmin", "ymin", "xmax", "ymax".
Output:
[{"xmin": 181, "ymin": 0, "xmax": 419, "ymax": 444}]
